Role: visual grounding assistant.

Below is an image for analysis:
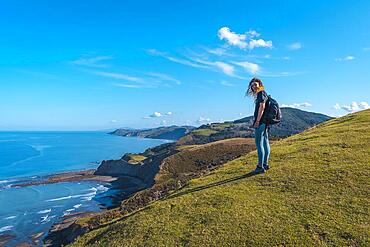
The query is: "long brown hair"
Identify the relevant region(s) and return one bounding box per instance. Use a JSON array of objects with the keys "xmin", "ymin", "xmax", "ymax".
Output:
[{"xmin": 245, "ymin": 77, "xmax": 264, "ymax": 98}]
